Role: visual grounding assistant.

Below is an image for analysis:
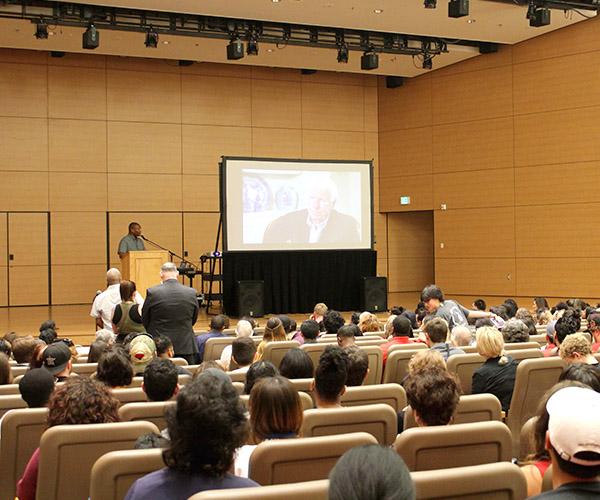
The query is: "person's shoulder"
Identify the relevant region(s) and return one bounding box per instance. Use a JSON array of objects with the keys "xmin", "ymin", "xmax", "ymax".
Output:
[
  {"xmin": 127, "ymin": 468, "xmax": 171, "ymax": 497},
  {"xmin": 221, "ymin": 472, "xmax": 260, "ymax": 488}
]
